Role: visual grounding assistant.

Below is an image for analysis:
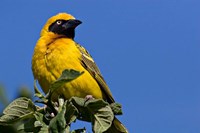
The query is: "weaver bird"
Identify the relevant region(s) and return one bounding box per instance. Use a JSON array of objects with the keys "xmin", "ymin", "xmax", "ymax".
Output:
[{"xmin": 32, "ymin": 13, "xmax": 128, "ymax": 133}]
